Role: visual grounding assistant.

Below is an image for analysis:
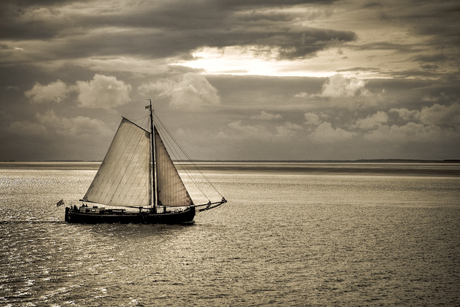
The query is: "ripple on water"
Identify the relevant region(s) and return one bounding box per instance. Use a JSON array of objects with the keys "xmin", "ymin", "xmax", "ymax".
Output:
[{"xmin": 1, "ymin": 168, "xmax": 460, "ymax": 305}]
